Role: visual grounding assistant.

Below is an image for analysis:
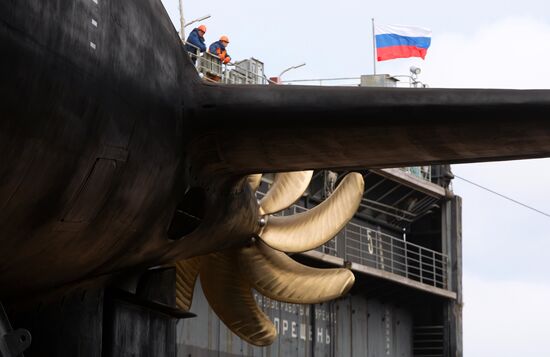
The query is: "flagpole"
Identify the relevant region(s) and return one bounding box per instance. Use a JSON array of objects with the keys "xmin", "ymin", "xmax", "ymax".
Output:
[
  {"xmin": 371, "ymin": 18, "xmax": 377, "ymax": 75},
  {"xmin": 179, "ymin": 0, "xmax": 186, "ymax": 40}
]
